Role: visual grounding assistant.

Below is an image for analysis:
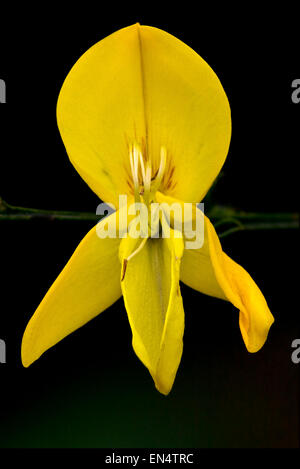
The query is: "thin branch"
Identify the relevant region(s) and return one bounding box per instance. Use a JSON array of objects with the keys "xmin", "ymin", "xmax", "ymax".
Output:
[
  {"xmin": 0, "ymin": 198, "xmax": 99, "ymax": 222},
  {"xmin": 209, "ymin": 205, "xmax": 299, "ymax": 238},
  {"xmin": 208, "ymin": 204, "xmax": 299, "ymax": 222},
  {"xmin": 0, "ymin": 197, "xmax": 298, "ymax": 239},
  {"xmin": 219, "ymin": 221, "xmax": 299, "ymax": 239}
]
